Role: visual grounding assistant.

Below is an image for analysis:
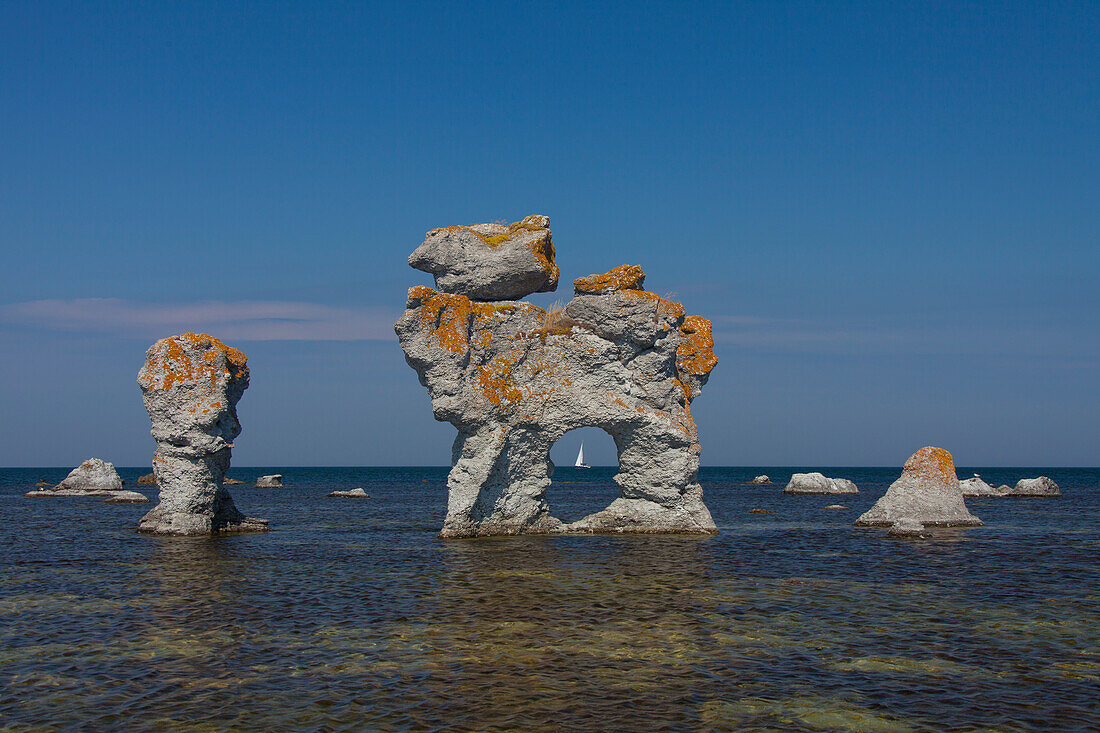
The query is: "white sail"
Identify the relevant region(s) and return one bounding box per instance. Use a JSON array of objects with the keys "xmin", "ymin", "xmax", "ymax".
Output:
[{"xmin": 575, "ymin": 443, "xmax": 585, "ymax": 467}]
